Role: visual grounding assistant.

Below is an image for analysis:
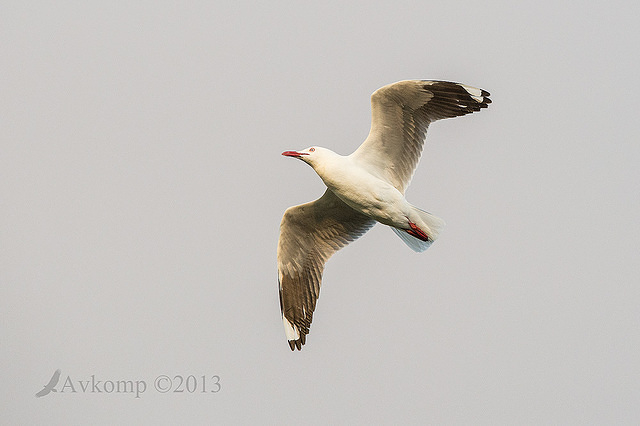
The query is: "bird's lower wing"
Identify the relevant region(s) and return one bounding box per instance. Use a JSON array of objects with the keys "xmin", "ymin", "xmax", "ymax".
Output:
[{"xmin": 277, "ymin": 189, "xmax": 375, "ymax": 350}]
